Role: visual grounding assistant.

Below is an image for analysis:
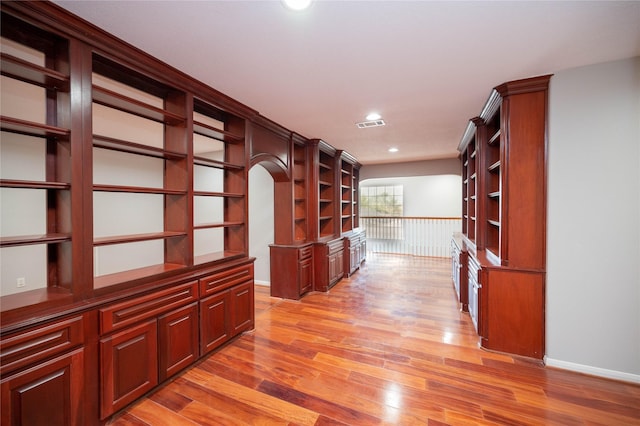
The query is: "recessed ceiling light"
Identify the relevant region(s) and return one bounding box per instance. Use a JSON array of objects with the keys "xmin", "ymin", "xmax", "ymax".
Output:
[
  {"xmin": 282, "ymin": 0, "xmax": 313, "ymax": 11},
  {"xmin": 388, "ymin": 147, "xmax": 399, "ymax": 153},
  {"xmin": 366, "ymin": 112, "xmax": 381, "ymax": 121}
]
